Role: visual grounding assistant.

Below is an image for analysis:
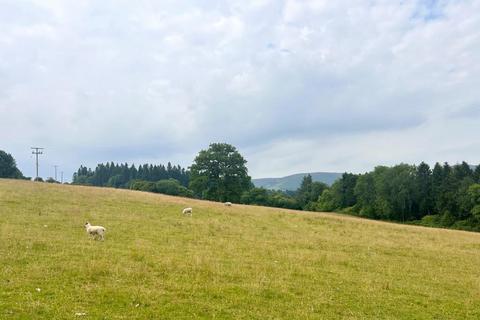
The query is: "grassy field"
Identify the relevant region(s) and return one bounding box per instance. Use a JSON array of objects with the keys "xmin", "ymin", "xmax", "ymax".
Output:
[{"xmin": 1, "ymin": 179, "xmax": 480, "ymax": 319}]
